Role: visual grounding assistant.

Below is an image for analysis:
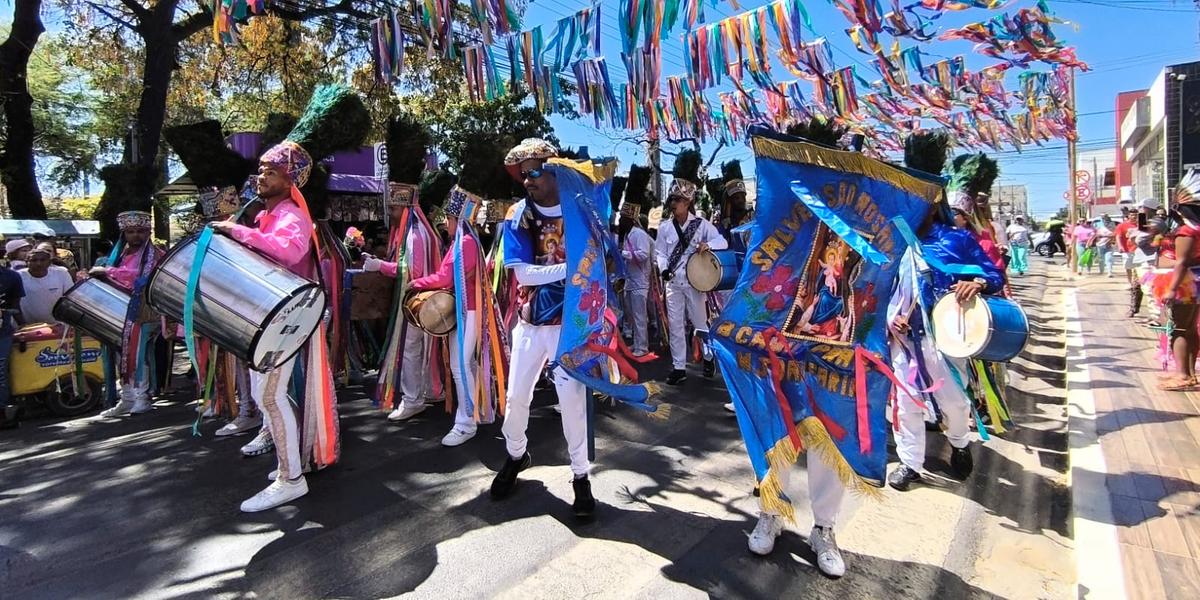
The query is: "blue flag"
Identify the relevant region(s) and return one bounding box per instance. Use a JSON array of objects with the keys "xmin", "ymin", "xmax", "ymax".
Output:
[{"xmin": 710, "ymin": 128, "xmax": 943, "ymax": 521}]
